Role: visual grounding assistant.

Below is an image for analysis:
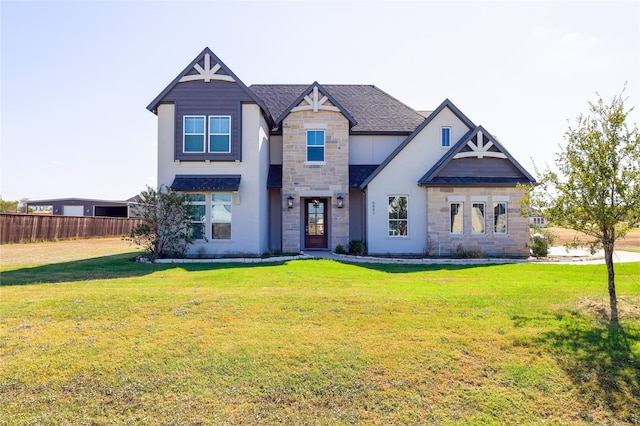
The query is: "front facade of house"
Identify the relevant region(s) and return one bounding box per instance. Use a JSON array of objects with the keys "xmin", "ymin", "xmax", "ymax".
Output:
[{"xmin": 148, "ymin": 48, "xmax": 535, "ymax": 257}]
